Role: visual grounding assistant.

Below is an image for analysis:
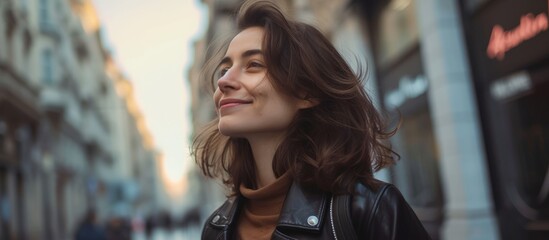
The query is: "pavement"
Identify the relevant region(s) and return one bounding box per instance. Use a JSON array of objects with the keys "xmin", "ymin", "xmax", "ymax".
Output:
[{"xmin": 133, "ymin": 228, "xmax": 201, "ymax": 240}]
